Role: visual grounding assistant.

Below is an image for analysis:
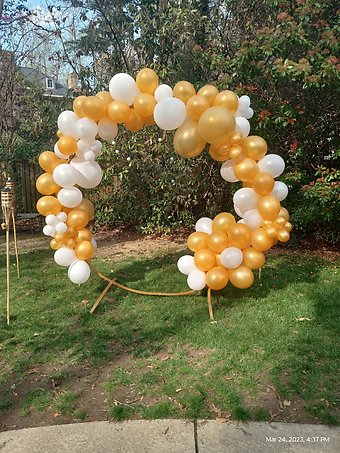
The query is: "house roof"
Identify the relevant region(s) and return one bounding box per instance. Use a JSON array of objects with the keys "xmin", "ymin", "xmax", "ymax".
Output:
[{"xmin": 18, "ymin": 66, "xmax": 68, "ymax": 97}]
